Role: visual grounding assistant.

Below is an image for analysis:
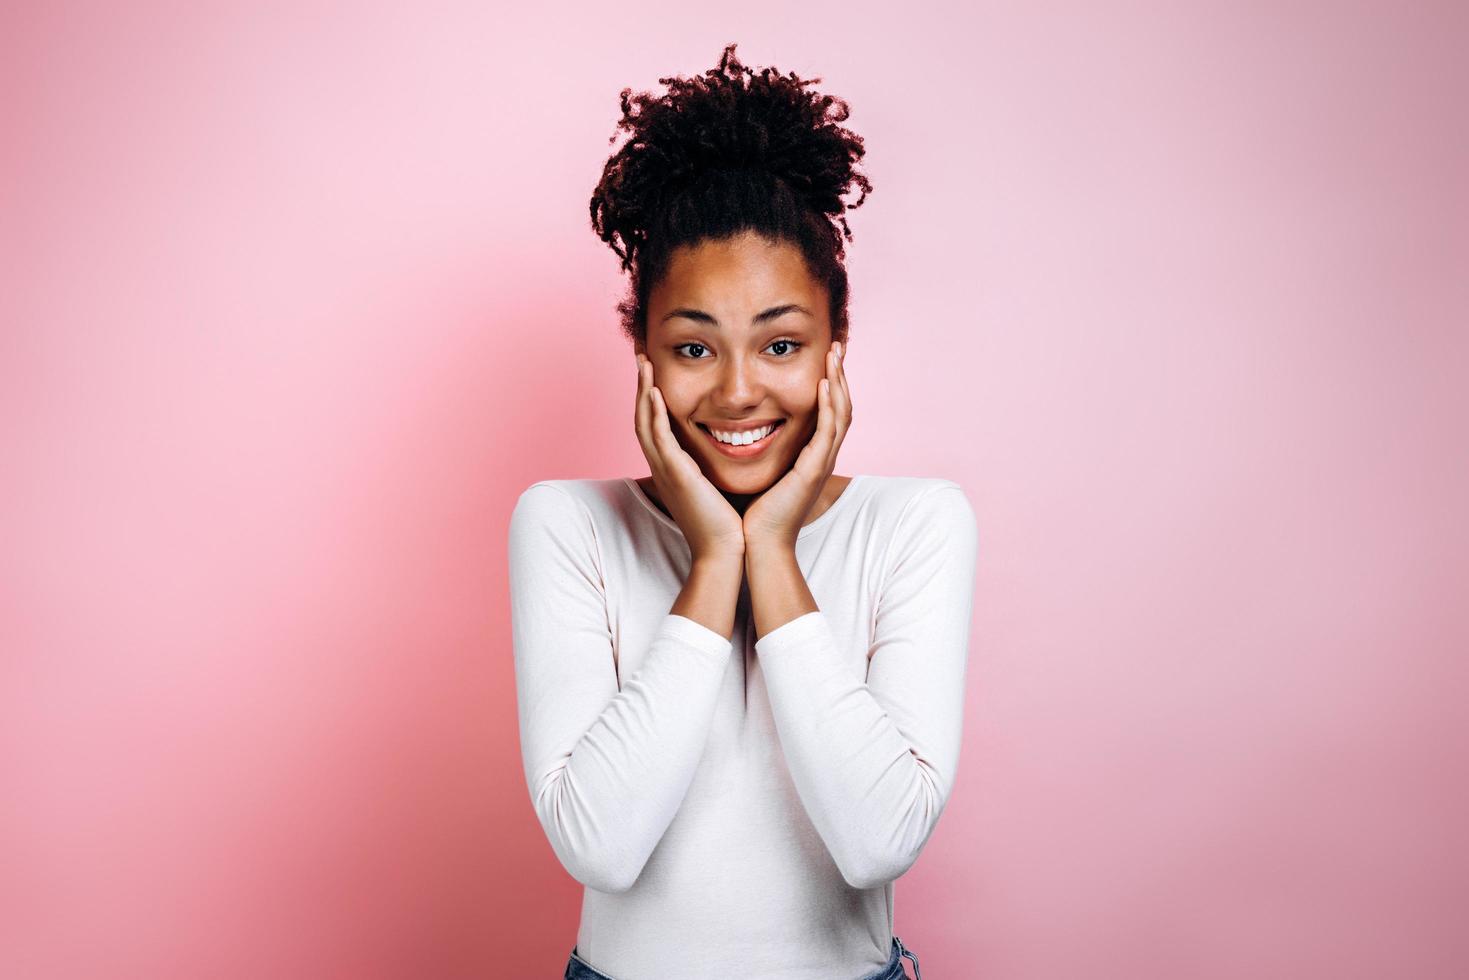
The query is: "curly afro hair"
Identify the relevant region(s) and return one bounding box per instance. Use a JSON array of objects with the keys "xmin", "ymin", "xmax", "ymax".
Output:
[{"xmin": 589, "ymin": 43, "xmax": 873, "ymax": 351}]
